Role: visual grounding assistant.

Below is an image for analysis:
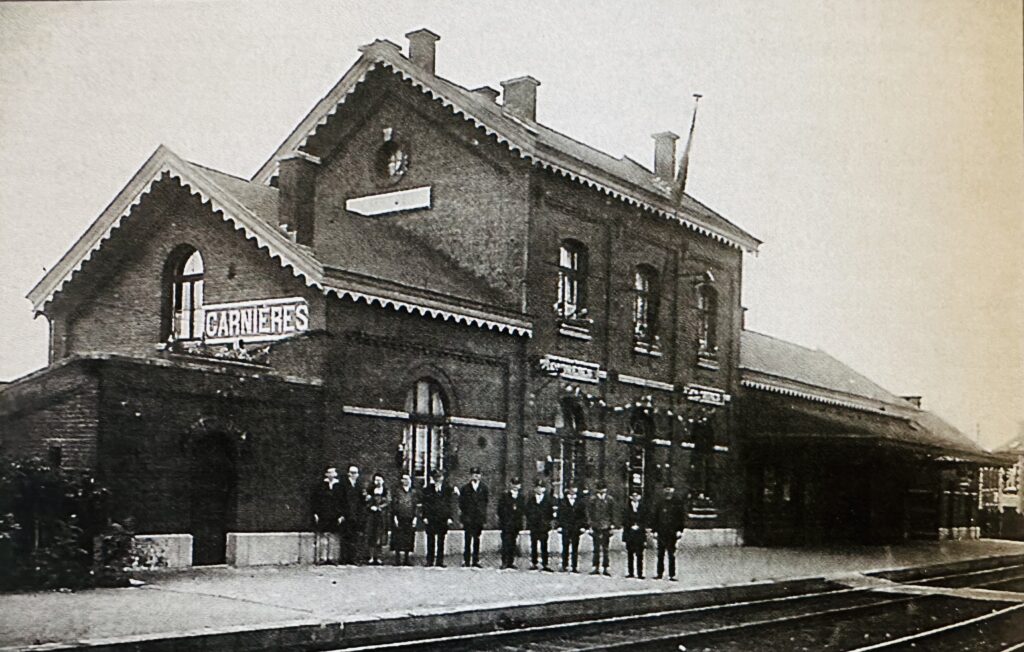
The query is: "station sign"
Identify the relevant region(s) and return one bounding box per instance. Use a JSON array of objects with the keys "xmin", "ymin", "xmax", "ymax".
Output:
[
  {"xmin": 684, "ymin": 383, "xmax": 731, "ymax": 406},
  {"xmin": 203, "ymin": 297, "xmax": 309, "ymax": 344},
  {"xmin": 539, "ymin": 354, "xmax": 602, "ymax": 384}
]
